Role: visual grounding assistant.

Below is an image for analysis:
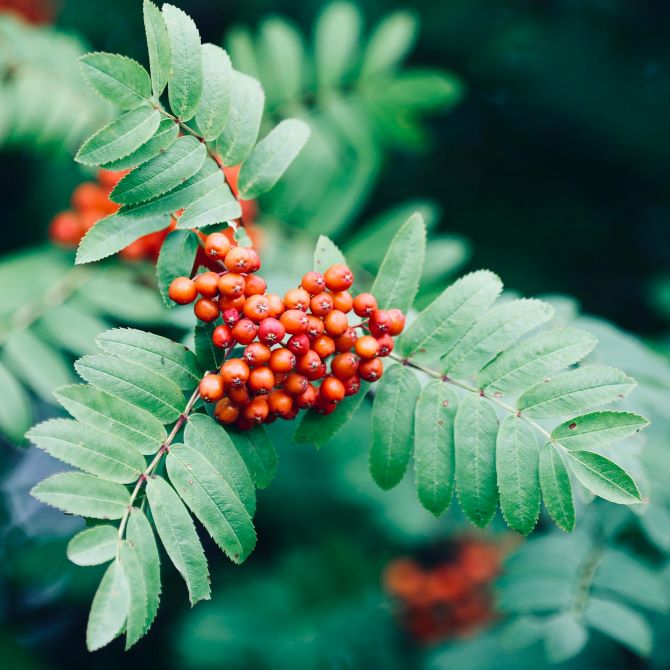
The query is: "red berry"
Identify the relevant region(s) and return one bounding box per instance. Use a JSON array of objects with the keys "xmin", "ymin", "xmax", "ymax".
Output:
[
  {"xmin": 355, "ymin": 335, "xmax": 380, "ymax": 359},
  {"xmin": 324, "ymin": 264, "xmax": 354, "ymax": 291},
  {"xmin": 258, "ymin": 317, "xmax": 286, "ymax": 345},
  {"xmin": 229, "ymin": 385, "xmax": 251, "ymax": 405},
  {"xmin": 284, "ymin": 373, "xmax": 309, "ymax": 396},
  {"xmin": 247, "ymin": 248, "xmax": 261, "ymax": 272},
  {"xmin": 243, "ymin": 342, "xmax": 271, "ymax": 367},
  {"xmin": 194, "ymin": 298, "xmax": 219, "ymax": 322},
  {"xmin": 376, "ymin": 334, "xmax": 394, "ymax": 357},
  {"xmin": 352, "ymin": 293, "xmax": 377, "ymax": 317},
  {"xmin": 194, "ymin": 271, "xmax": 220, "ymax": 299},
  {"xmin": 309, "ymin": 292, "xmax": 333, "ymax": 316},
  {"xmin": 248, "ymin": 366, "xmax": 274, "ymax": 395},
  {"xmin": 324, "ymin": 310, "xmax": 349, "ymax": 336},
  {"xmin": 335, "ymin": 327, "xmax": 358, "ymax": 353},
  {"xmin": 358, "ymin": 357, "xmax": 383, "ymax": 382},
  {"xmin": 320, "ymin": 376, "xmax": 345, "ymax": 403},
  {"xmin": 284, "ymin": 288, "xmax": 311, "ymax": 311},
  {"xmin": 301, "ymin": 271, "xmax": 326, "ymax": 294},
  {"xmin": 168, "ymin": 276, "xmax": 197, "ymax": 304},
  {"xmin": 306, "ymin": 315, "xmax": 325, "ymax": 339},
  {"xmin": 212, "ymin": 324, "xmax": 233, "ymax": 349},
  {"xmin": 231, "ymin": 318, "xmax": 258, "ymax": 345},
  {"xmin": 331, "ymin": 352, "xmax": 359, "ymax": 380},
  {"xmin": 343, "ymin": 375, "xmax": 361, "ymax": 396},
  {"xmin": 369, "ymin": 309, "xmax": 392, "ymax": 336},
  {"xmin": 222, "ymin": 308, "xmax": 241, "ymax": 327},
  {"xmin": 205, "ymin": 232, "xmax": 231, "ymax": 258},
  {"xmin": 296, "ymin": 350, "xmax": 323, "ymax": 378},
  {"xmin": 295, "ymin": 383, "xmax": 317, "ymax": 408},
  {"xmin": 269, "ymin": 348, "xmax": 296, "ymax": 374},
  {"xmin": 244, "ymin": 397, "xmax": 269, "ymax": 423},
  {"xmin": 287, "ymin": 334, "xmax": 310, "ymax": 355},
  {"xmin": 280, "ymin": 309, "xmax": 309, "ymax": 335},
  {"xmin": 214, "ymin": 397, "xmax": 239, "ymax": 424},
  {"xmin": 199, "ymin": 373, "xmax": 225, "ymax": 402},
  {"xmin": 221, "ymin": 358, "xmax": 250, "ymax": 387}
]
